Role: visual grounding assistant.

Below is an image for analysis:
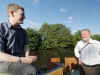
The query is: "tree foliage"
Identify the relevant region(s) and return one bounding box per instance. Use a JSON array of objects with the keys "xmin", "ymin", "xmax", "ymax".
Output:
[
  {"xmin": 25, "ymin": 23, "xmax": 100, "ymax": 51},
  {"xmin": 92, "ymin": 34, "xmax": 100, "ymax": 41},
  {"xmin": 25, "ymin": 28, "xmax": 41, "ymax": 51},
  {"xmin": 73, "ymin": 30, "xmax": 81, "ymax": 46},
  {"xmin": 39, "ymin": 23, "xmax": 74, "ymax": 50}
]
